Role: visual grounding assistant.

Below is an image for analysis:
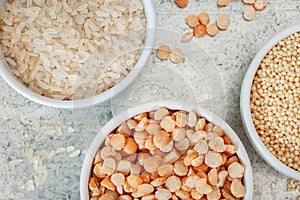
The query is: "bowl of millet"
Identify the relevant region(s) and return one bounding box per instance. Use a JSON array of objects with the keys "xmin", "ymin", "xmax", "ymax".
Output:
[
  {"xmin": 241, "ymin": 24, "xmax": 300, "ymax": 180},
  {"xmin": 0, "ymin": 0, "xmax": 155, "ymax": 108},
  {"xmin": 80, "ymin": 101, "xmax": 253, "ymax": 200}
]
